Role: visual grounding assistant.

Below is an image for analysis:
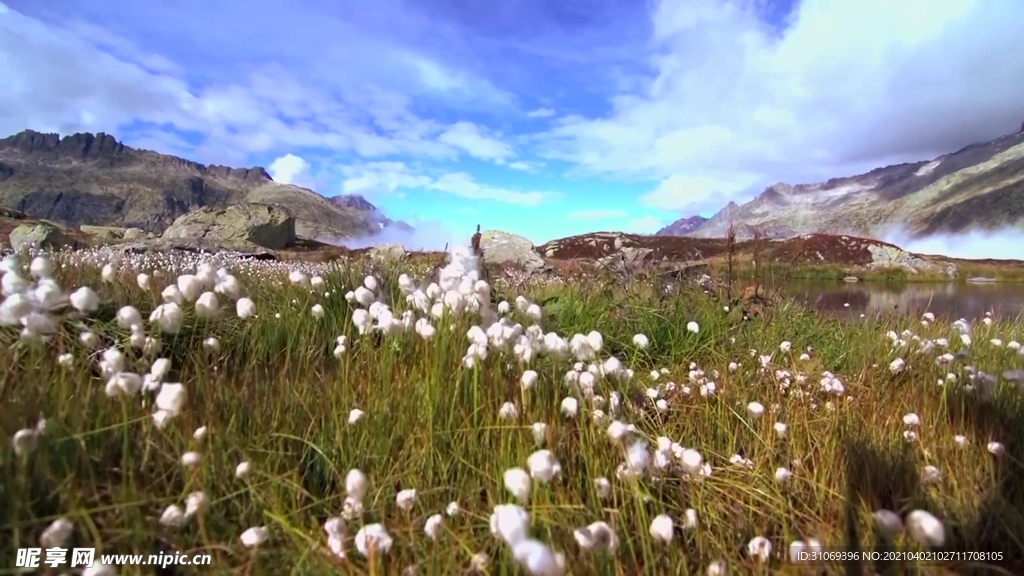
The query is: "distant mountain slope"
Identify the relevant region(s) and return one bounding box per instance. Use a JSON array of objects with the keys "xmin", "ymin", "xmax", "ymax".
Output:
[
  {"xmin": 658, "ymin": 127, "xmax": 1024, "ymax": 240},
  {"xmin": 0, "ymin": 130, "xmax": 398, "ymax": 240},
  {"xmin": 656, "ymin": 215, "xmax": 707, "ymax": 236}
]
